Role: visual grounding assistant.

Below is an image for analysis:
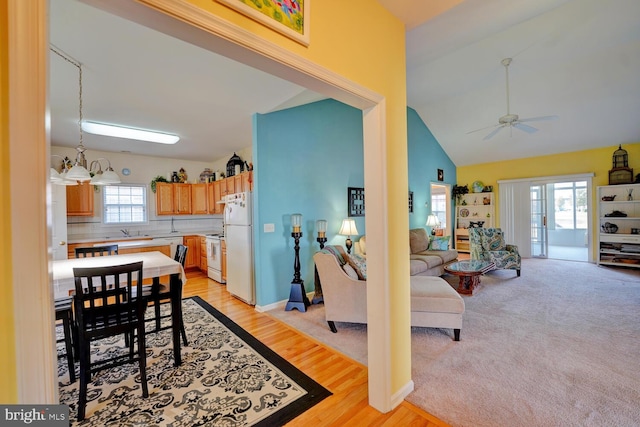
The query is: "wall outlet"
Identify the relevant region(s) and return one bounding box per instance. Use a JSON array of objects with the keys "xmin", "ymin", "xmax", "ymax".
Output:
[{"xmin": 264, "ymin": 223, "xmax": 275, "ymax": 233}]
